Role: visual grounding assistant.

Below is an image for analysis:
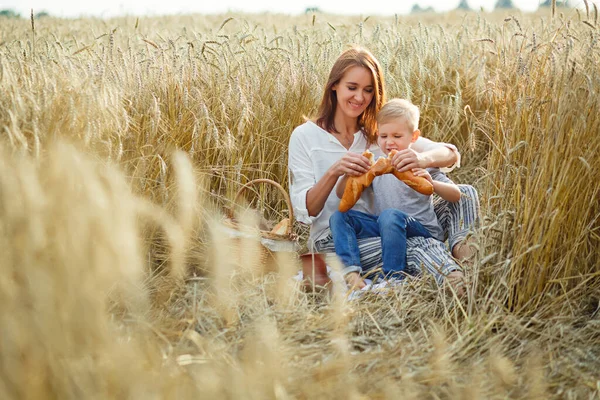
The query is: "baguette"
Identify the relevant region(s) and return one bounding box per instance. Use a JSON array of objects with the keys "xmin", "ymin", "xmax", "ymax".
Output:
[
  {"xmin": 270, "ymin": 218, "xmax": 290, "ymax": 235},
  {"xmin": 338, "ymin": 151, "xmax": 376, "ymax": 212},
  {"xmin": 387, "ymin": 150, "xmax": 434, "ymax": 196},
  {"xmin": 338, "ymin": 149, "xmax": 434, "ymax": 212}
]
